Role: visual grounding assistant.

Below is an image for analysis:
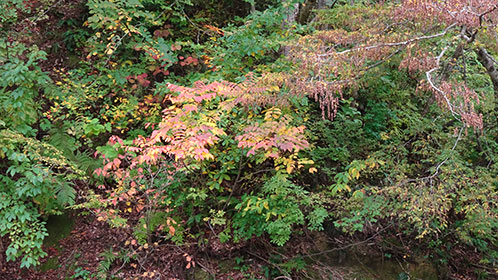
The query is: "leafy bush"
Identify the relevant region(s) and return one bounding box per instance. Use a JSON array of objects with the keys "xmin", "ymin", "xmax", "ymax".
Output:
[
  {"xmin": 0, "ymin": 129, "xmax": 84, "ymax": 267},
  {"xmin": 83, "ymin": 74, "xmax": 321, "ymax": 249}
]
